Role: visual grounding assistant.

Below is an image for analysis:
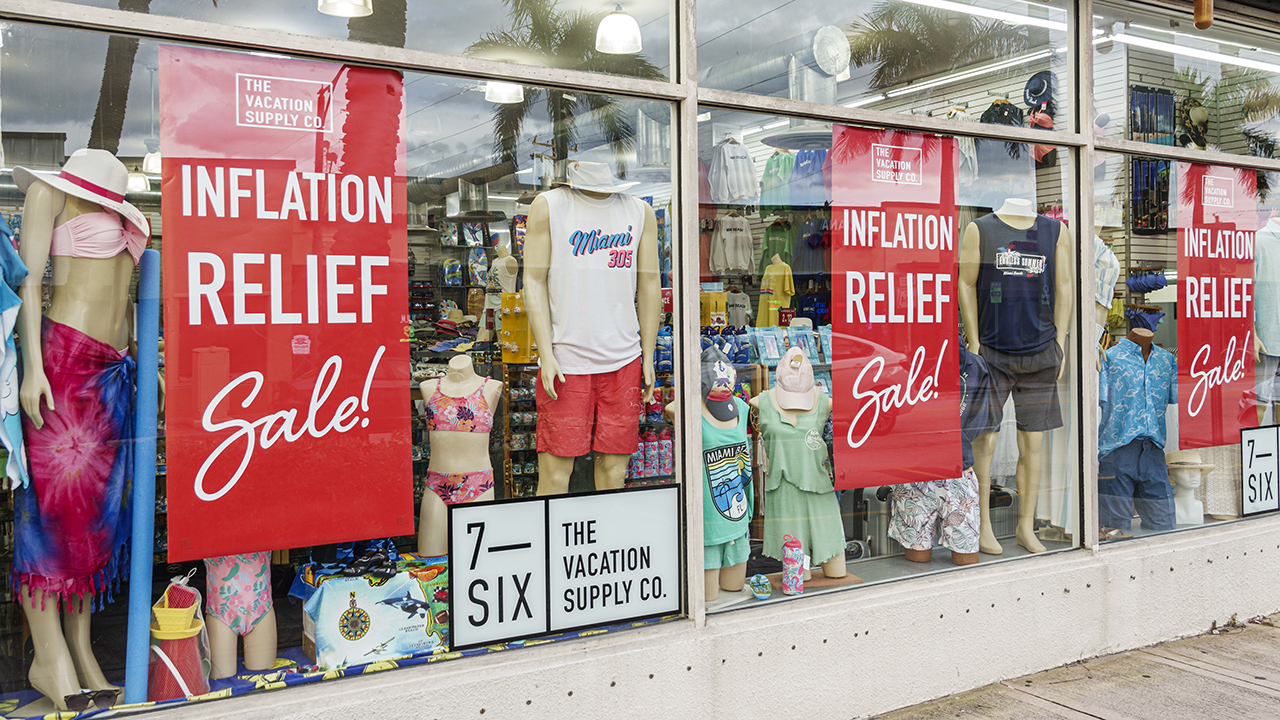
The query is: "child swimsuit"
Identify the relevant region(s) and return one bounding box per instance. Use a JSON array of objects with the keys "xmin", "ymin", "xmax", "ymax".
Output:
[
  {"xmin": 423, "ymin": 379, "xmax": 495, "ymax": 504},
  {"xmin": 205, "ymin": 552, "xmax": 273, "ymax": 636}
]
